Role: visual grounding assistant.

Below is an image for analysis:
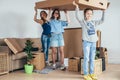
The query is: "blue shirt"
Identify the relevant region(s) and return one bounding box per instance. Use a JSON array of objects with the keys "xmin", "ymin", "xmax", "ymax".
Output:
[
  {"xmin": 49, "ymin": 19, "xmax": 68, "ymax": 33},
  {"xmin": 42, "ymin": 22, "xmax": 51, "ymax": 35}
]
